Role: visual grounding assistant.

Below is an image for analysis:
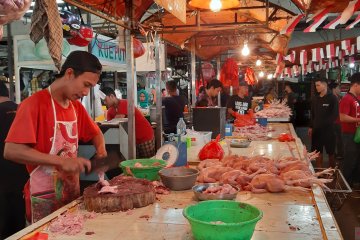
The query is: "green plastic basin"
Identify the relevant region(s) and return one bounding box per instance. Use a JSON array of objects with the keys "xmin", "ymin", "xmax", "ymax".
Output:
[
  {"xmin": 183, "ymin": 200, "xmax": 263, "ymax": 240},
  {"xmin": 120, "ymin": 159, "xmax": 167, "ymax": 181}
]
